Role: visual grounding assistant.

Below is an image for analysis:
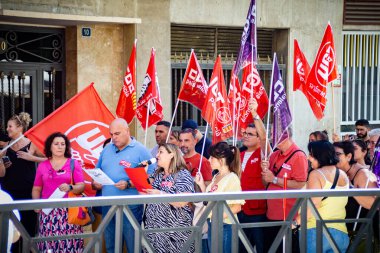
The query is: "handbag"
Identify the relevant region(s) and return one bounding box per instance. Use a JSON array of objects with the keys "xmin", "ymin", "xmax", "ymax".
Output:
[{"xmin": 67, "ymin": 159, "xmax": 94, "ymax": 226}]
